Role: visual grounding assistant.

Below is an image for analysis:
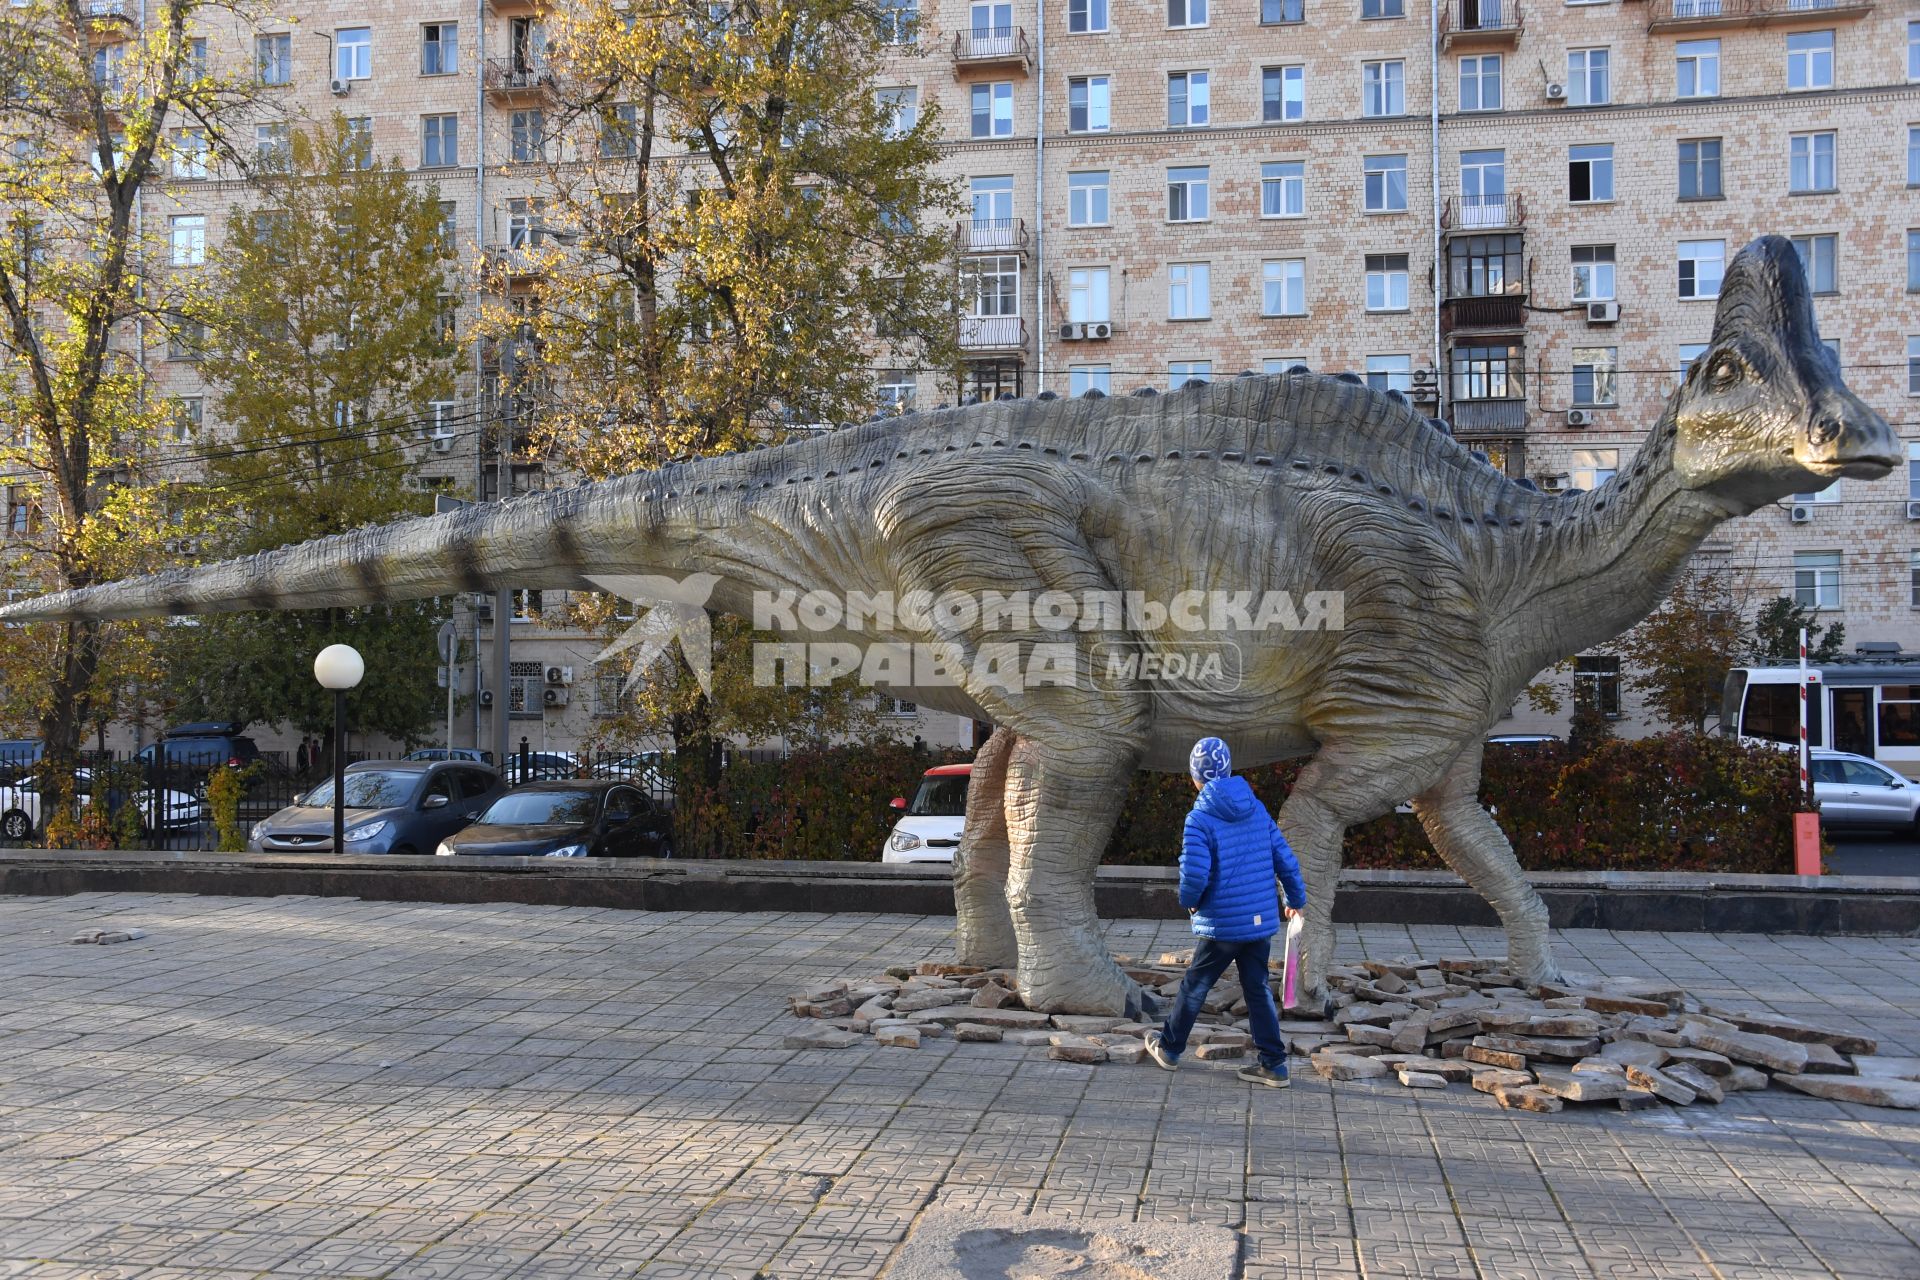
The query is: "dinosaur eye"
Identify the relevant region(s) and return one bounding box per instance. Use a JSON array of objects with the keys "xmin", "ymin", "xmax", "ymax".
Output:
[{"xmin": 1707, "ymin": 355, "xmax": 1744, "ymax": 392}]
